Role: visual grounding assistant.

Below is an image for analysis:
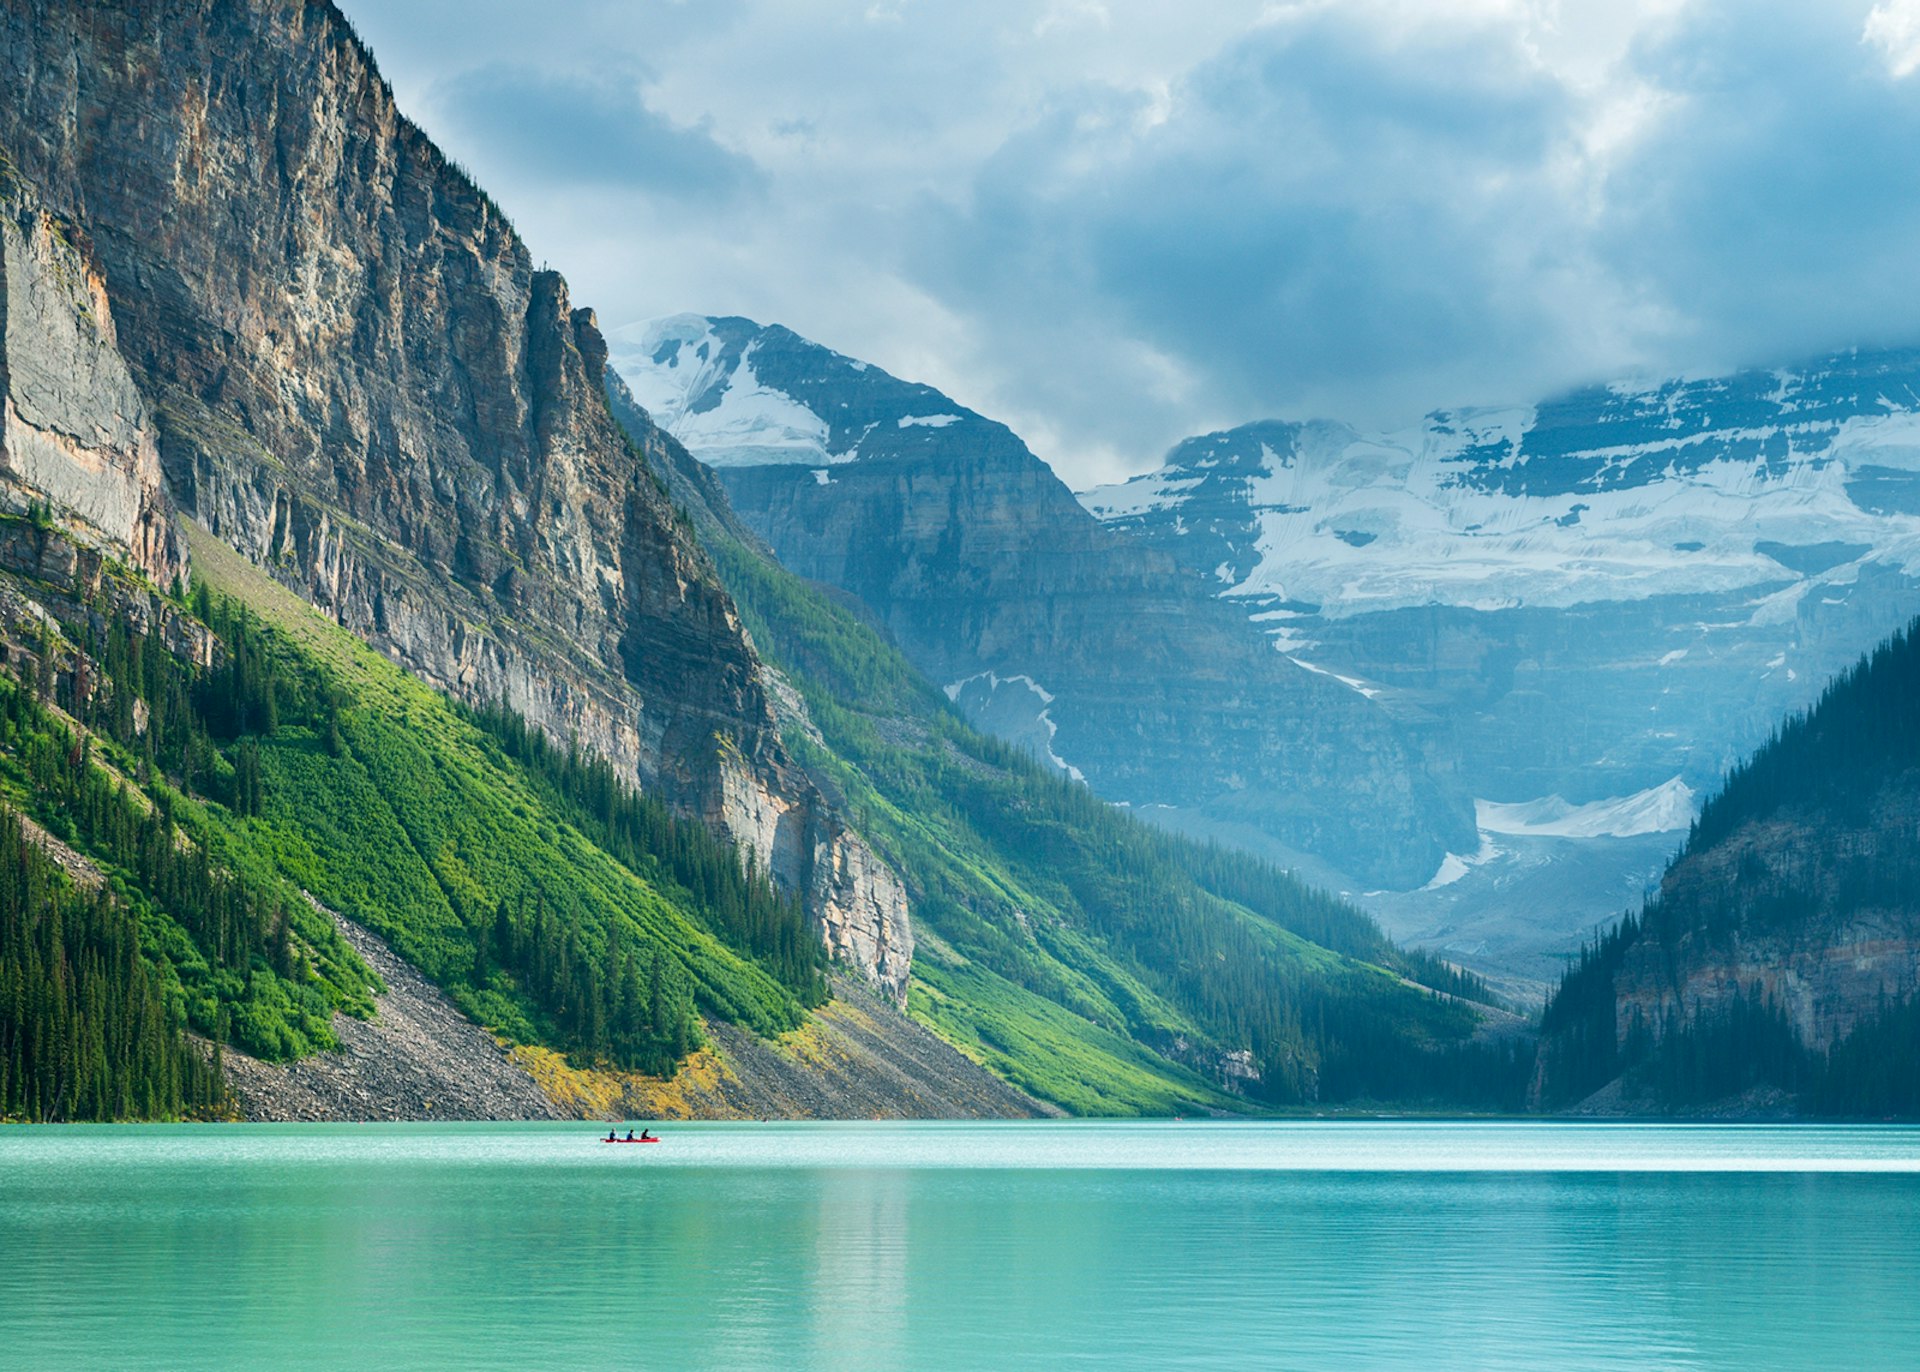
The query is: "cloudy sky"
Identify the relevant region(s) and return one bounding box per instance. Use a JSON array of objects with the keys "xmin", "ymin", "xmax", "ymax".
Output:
[{"xmin": 341, "ymin": 0, "xmax": 1920, "ymax": 487}]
